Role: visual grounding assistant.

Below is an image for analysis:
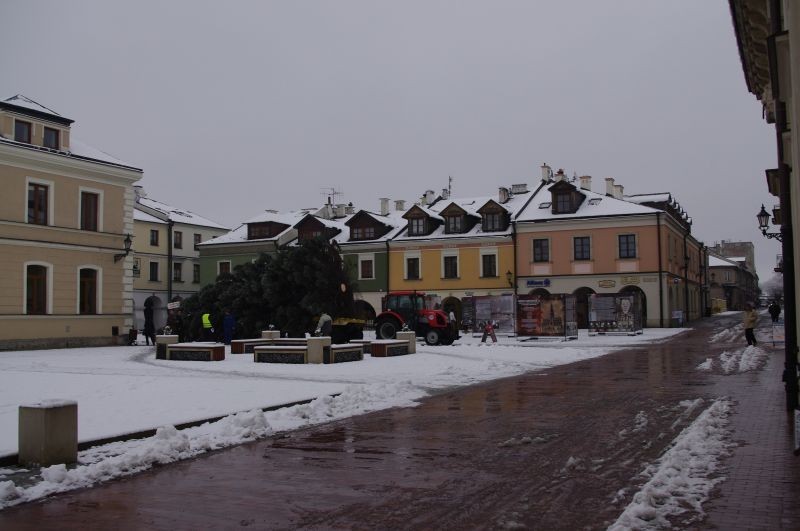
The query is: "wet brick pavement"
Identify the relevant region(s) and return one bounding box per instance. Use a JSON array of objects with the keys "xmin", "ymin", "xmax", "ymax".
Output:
[{"xmin": 0, "ymin": 313, "xmax": 798, "ymax": 530}]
